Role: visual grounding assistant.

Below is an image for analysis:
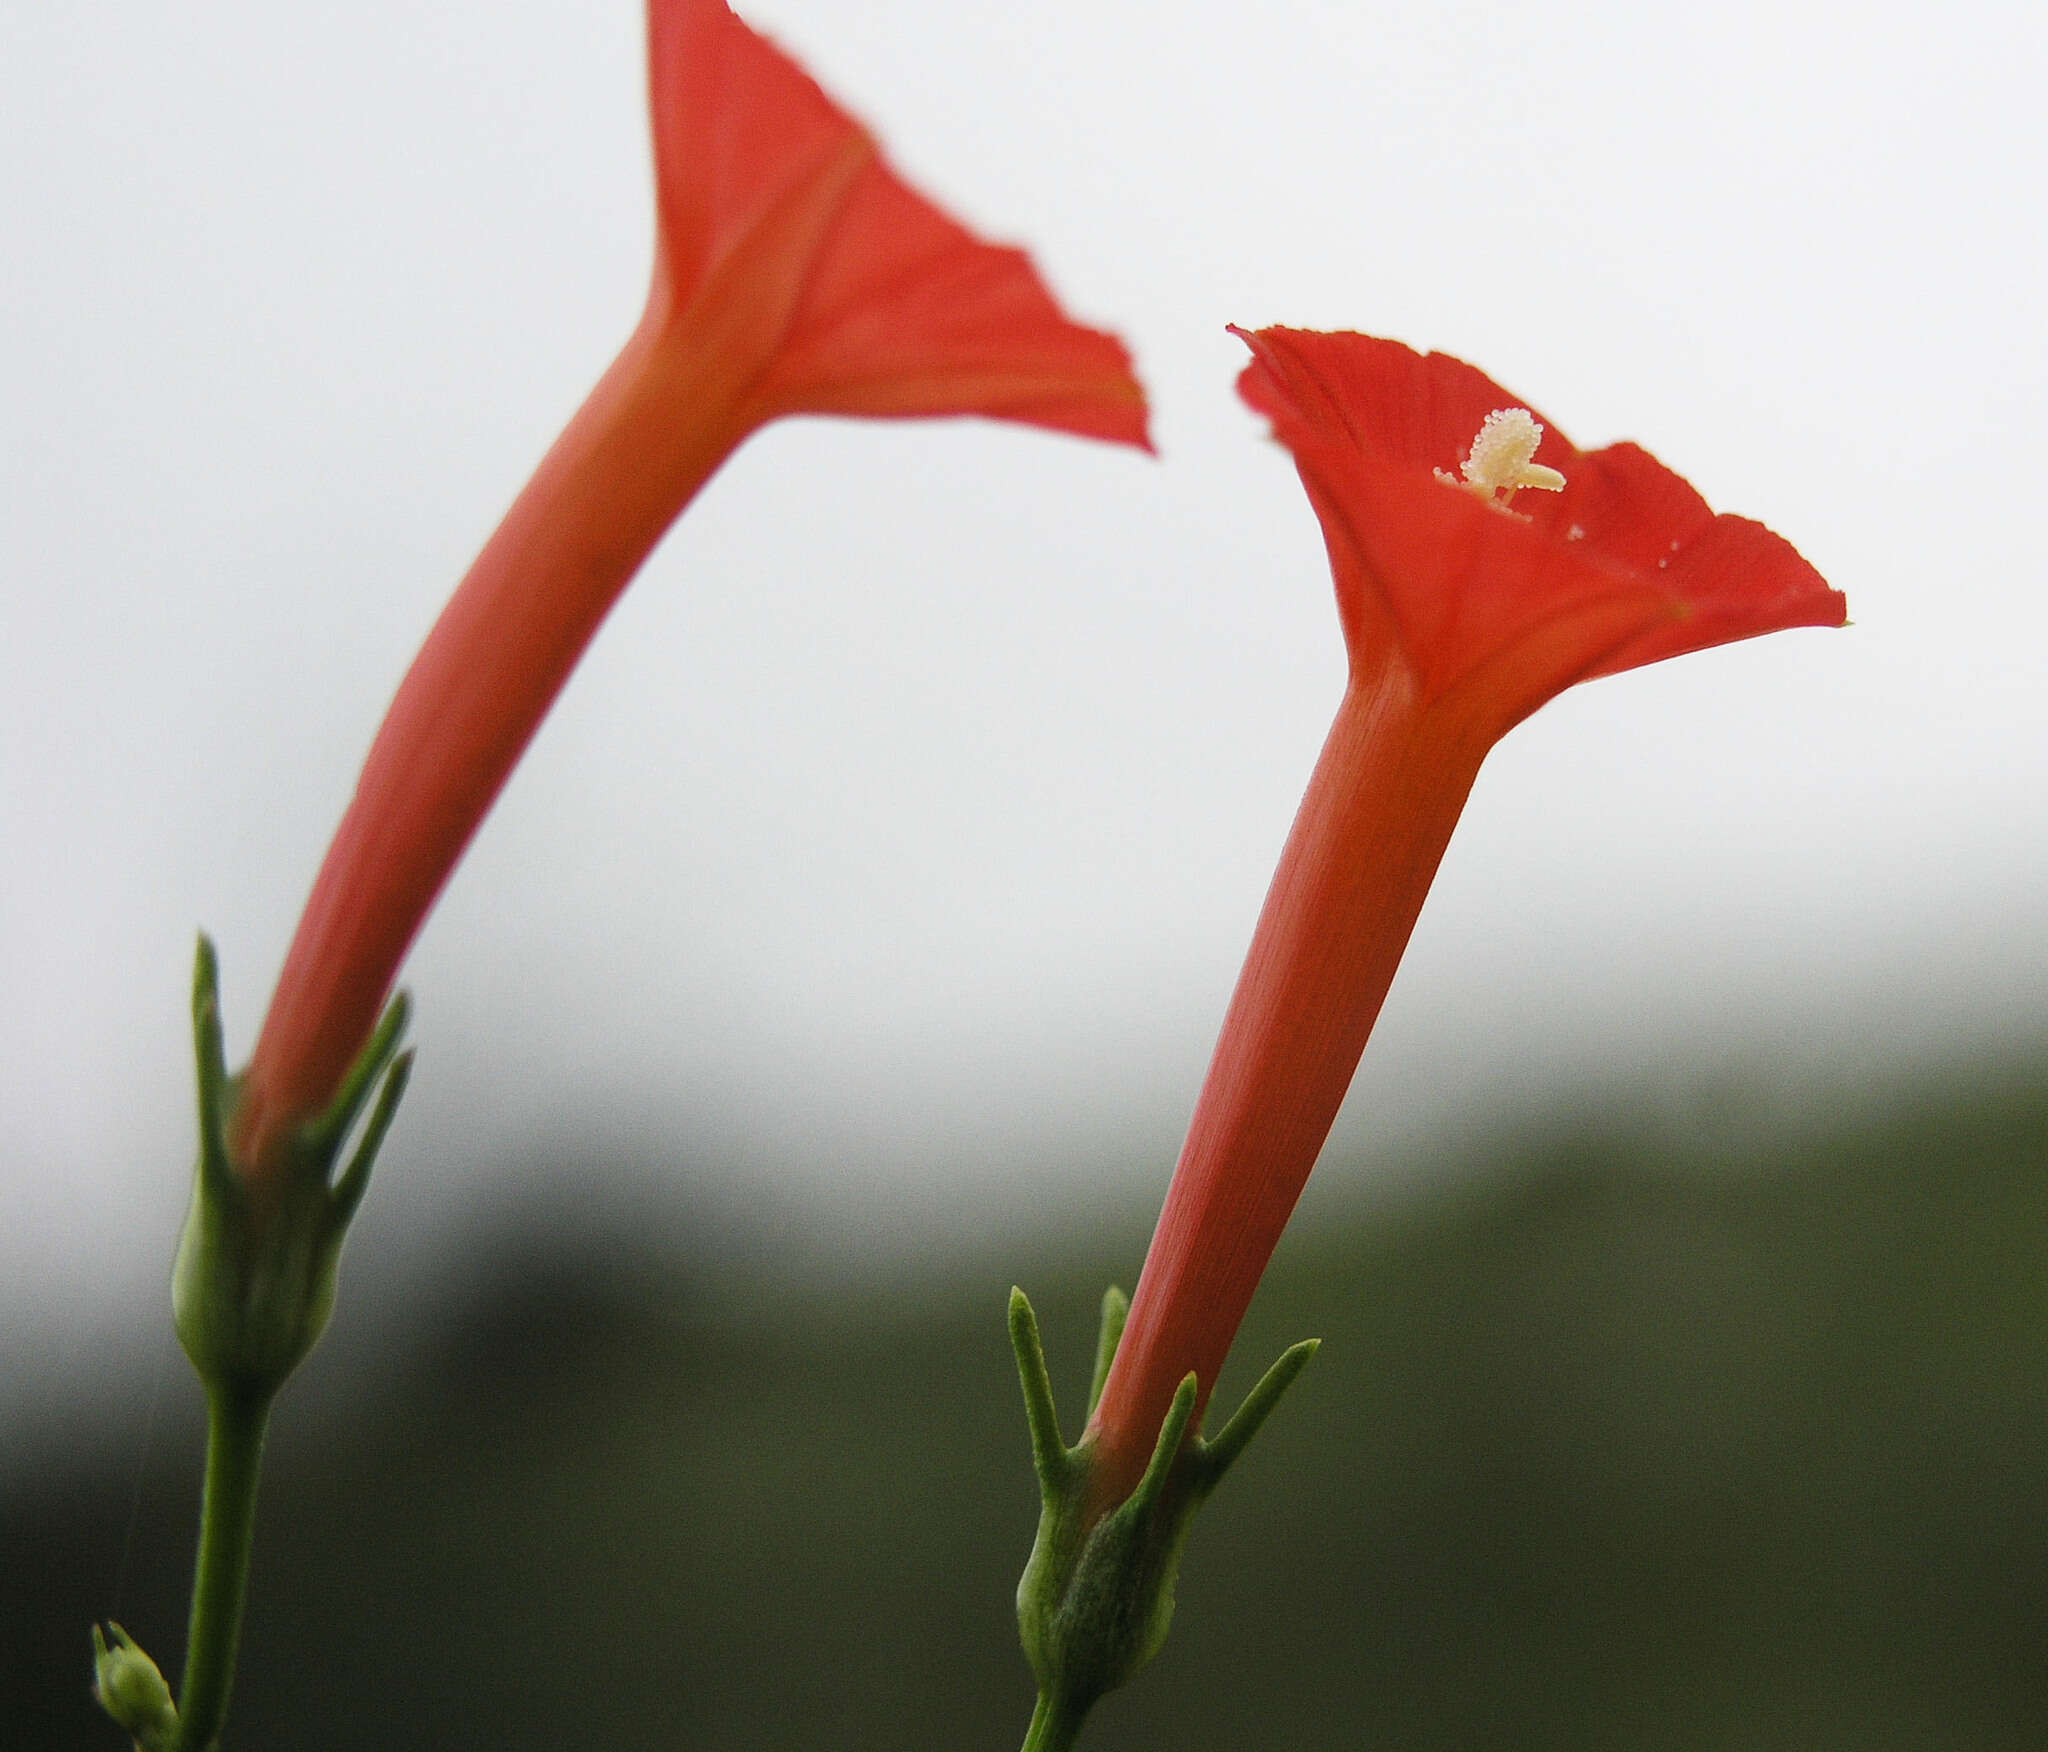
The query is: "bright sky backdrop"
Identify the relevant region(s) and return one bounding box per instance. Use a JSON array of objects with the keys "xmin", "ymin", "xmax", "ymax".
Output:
[{"xmin": 4, "ymin": 1, "xmax": 2043, "ymax": 1389}]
